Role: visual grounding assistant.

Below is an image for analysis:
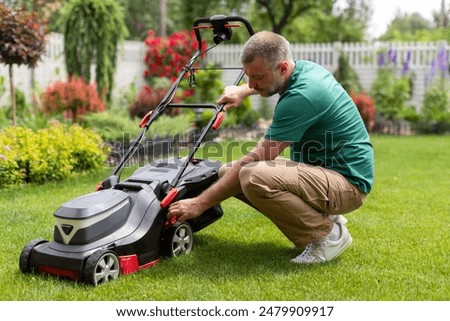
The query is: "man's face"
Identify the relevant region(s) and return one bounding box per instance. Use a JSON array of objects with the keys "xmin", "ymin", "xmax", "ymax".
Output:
[{"xmin": 244, "ymin": 57, "xmax": 284, "ymax": 97}]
